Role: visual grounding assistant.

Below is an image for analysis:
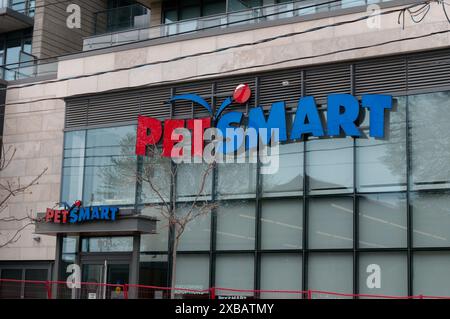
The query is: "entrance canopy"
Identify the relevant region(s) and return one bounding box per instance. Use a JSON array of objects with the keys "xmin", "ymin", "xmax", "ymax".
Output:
[{"xmin": 34, "ymin": 210, "xmax": 157, "ymax": 236}]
